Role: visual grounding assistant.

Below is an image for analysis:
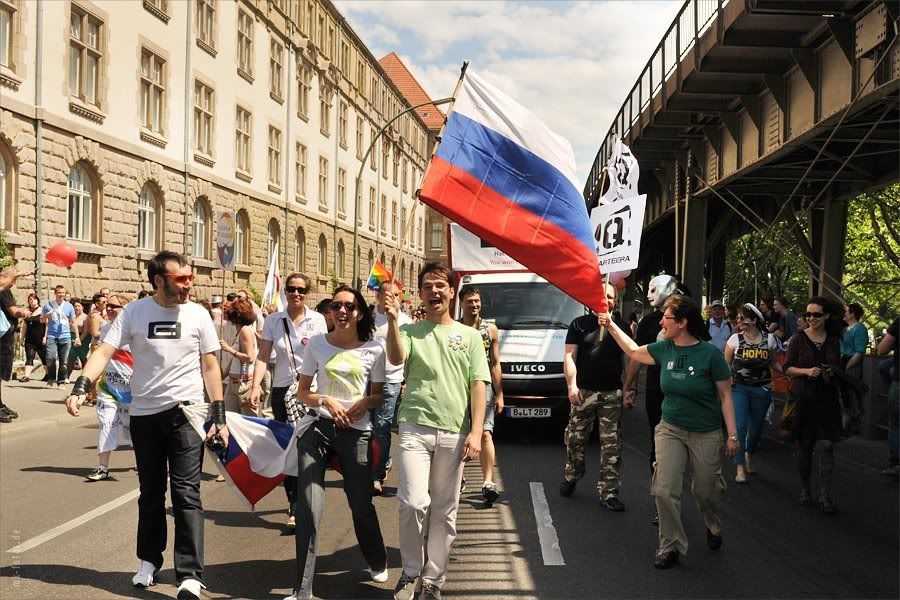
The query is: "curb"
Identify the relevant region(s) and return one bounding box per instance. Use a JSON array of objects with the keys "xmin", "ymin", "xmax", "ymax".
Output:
[{"xmin": 1, "ymin": 412, "xmax": 98, "ymax": 442}]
